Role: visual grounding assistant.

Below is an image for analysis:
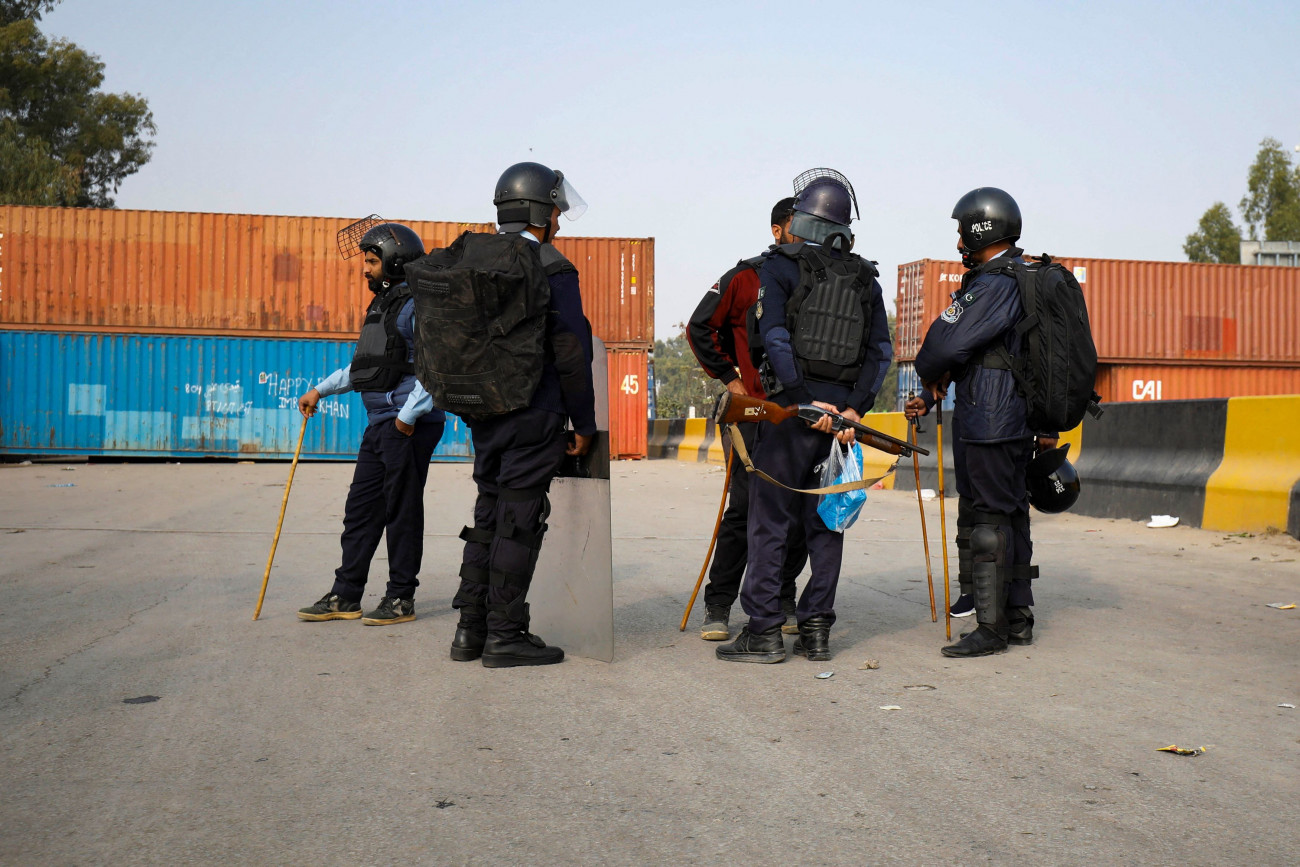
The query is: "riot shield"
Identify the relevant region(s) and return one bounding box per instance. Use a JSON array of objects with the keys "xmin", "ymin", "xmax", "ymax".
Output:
[{"xmin": 529, "ymin": 338, "xmax": 614, "ymax": 661}]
